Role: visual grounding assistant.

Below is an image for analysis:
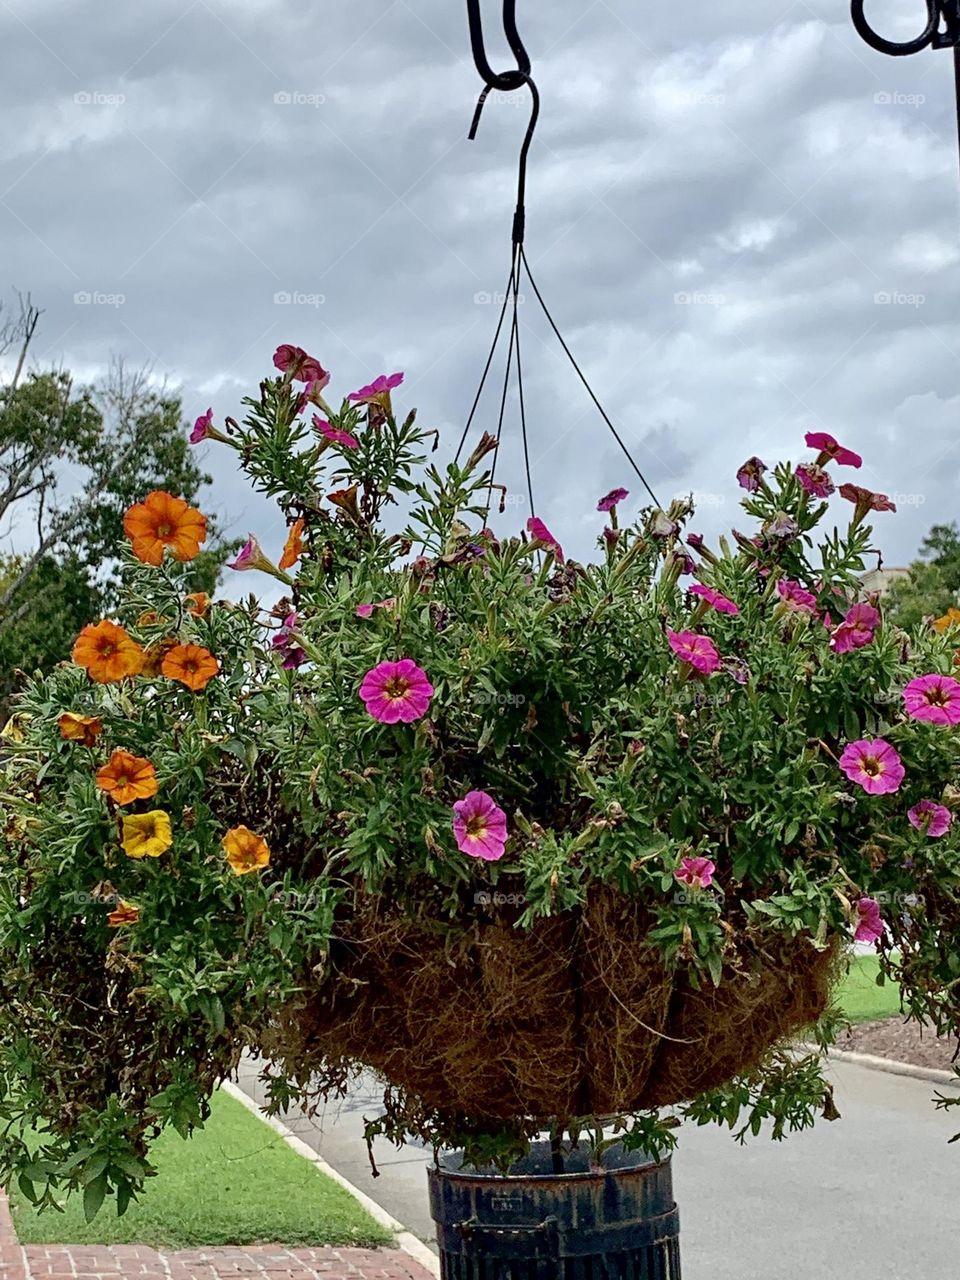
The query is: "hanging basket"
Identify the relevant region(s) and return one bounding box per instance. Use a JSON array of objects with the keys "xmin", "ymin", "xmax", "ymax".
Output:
[{"xmin": 265, "ymin": 886, "xmax": 839, "ymax": 1124}]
